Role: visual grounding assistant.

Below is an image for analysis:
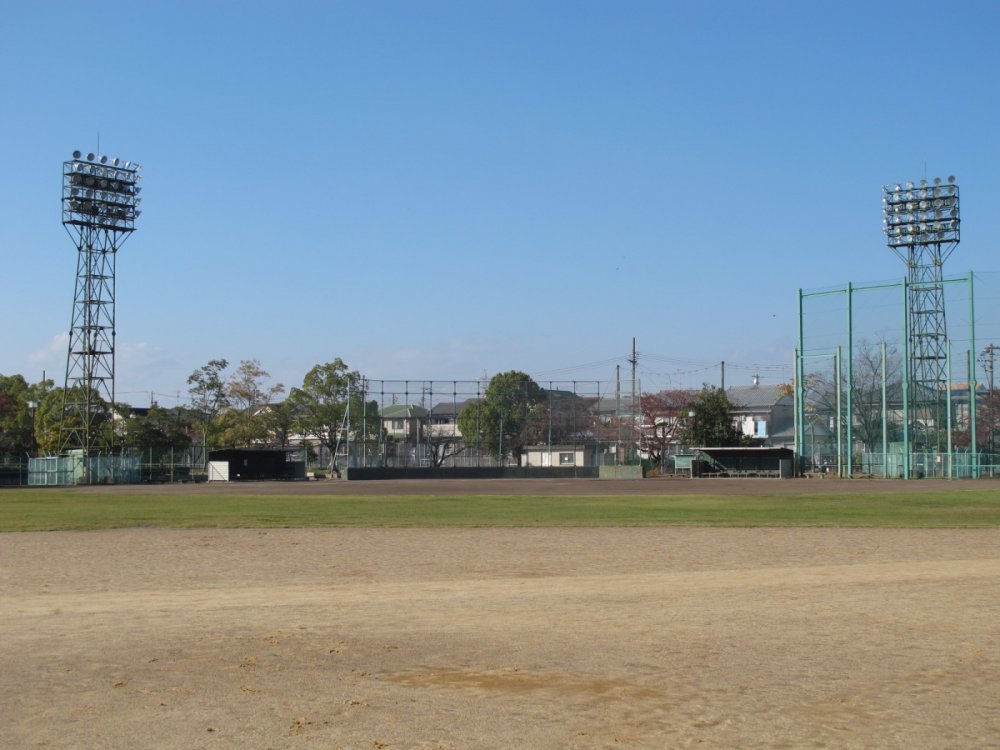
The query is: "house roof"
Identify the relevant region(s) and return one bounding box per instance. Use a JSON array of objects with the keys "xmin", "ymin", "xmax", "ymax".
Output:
[
  {"xmin": 727, "ymin": 384, "xmax": 791, "ymax": 409},
  {"xmin": 523, "ymin": 444, "xmax": 591, "ymax": 451},
  {"xmin": 380, "ymin": 404, "xmax": 429, "ymax": 419},
  {"xmin": 591, "ymin": 397, "xmax": 638, "ymax": 415},
  {"xmin": 430, "ymin": 398, "xmax": 479, "ymax": 417}
]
